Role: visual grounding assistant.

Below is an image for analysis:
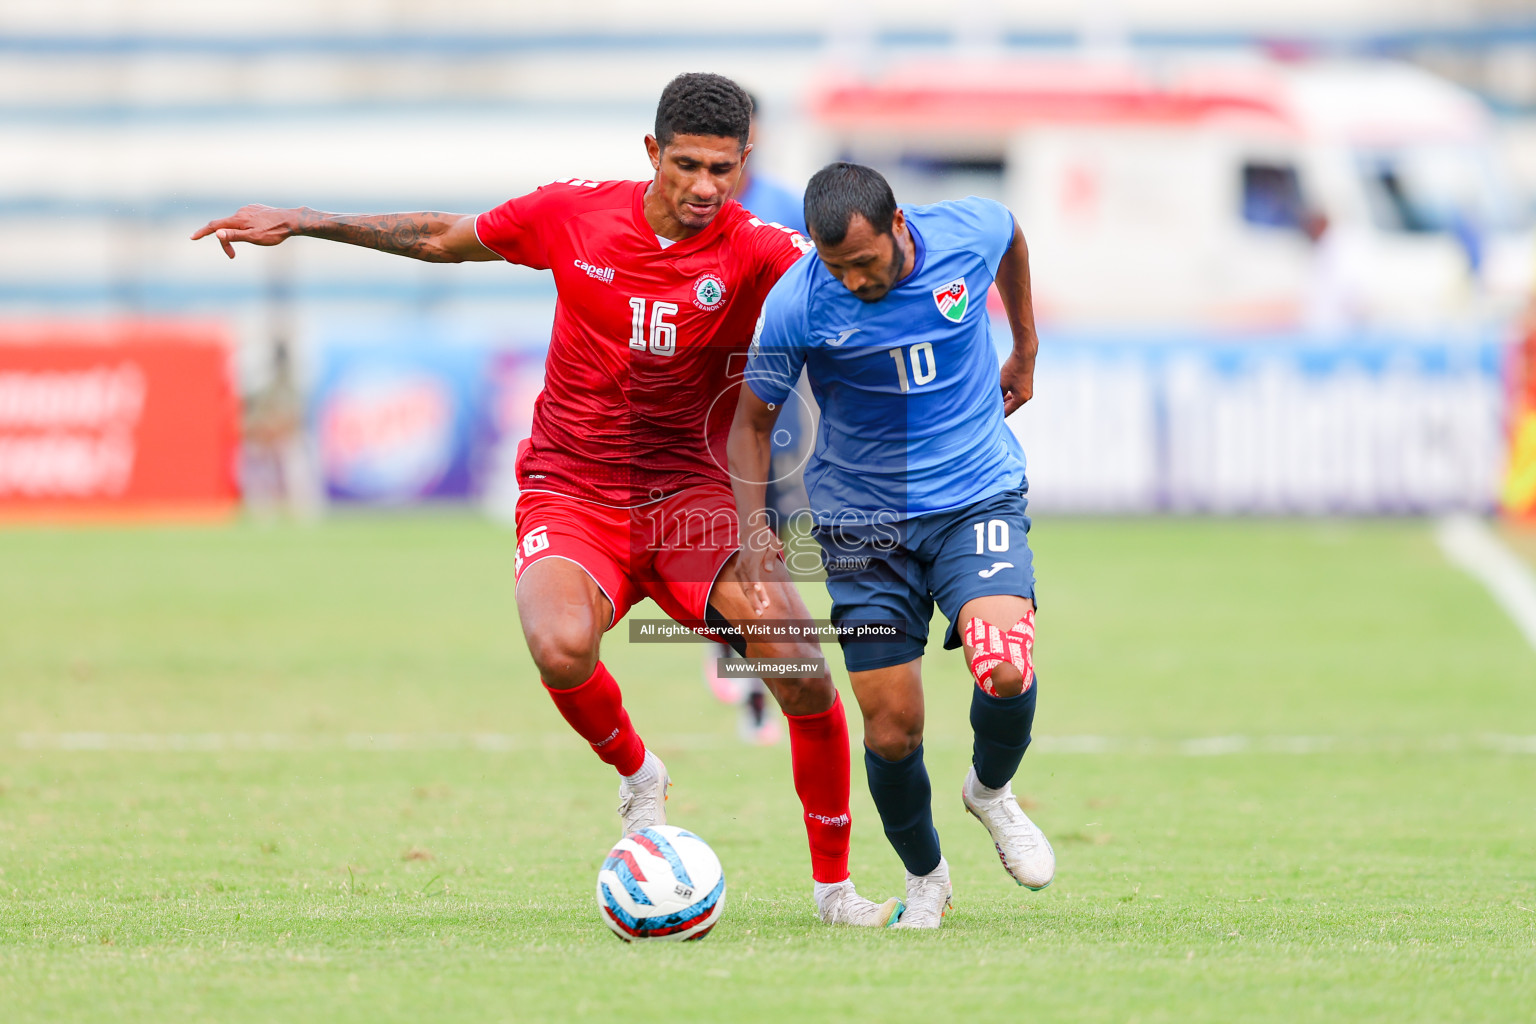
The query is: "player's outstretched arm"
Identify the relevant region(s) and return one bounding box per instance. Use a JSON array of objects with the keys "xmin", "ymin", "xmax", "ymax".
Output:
[
  {"xmin": 726, "ymin": 386, "xmax": 784, "ymax": 615},
  {"xmin": 995, "ymin": 220, "xmax": 1039, "ymax": 416},
  {"xmin": 190, "ymin": 205, "xmax": 499, "ymax": 262}
]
